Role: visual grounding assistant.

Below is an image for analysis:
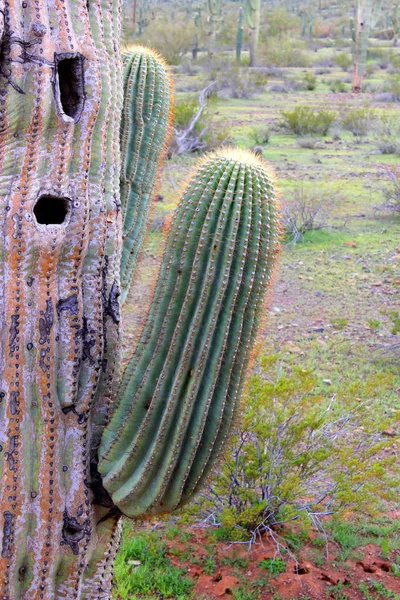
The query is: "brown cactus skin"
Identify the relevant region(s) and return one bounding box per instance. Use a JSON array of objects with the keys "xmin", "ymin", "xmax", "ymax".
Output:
[{"xmin": 0, "ymin": 0, "xmax": 123, "ymax": 598}]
